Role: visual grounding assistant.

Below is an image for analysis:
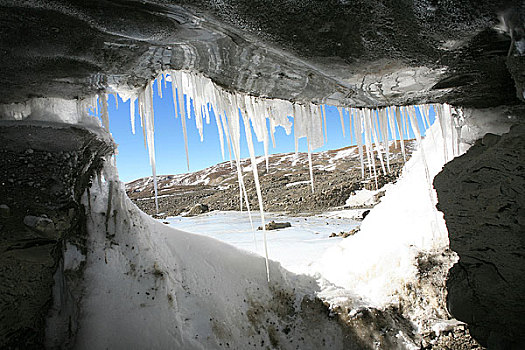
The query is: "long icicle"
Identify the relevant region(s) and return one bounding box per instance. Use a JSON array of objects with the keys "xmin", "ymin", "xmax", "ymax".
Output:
[
  {"xmin": 172, "ymin": 71, "xmax": 190, "ymax": 171},
  {"xmin": 395, "ymin": 106, "xmax": 407, "ymax": 162},
  {"xmin": 240, "ymin": 174, "xmax": 257, "ymax": 249},
  {"xmin": 214, "ymin": 106, "xmax": 226, "ymax": 160},
  {"xmin": 379, "ymin": 108, "xmax": 391, "ymax": 173},
  {"xmin": 293, "ymin": 103, "xmax": 299, "ymax": 155},
  {"xmin": 227, "ymin": 96, "xmax": 257, "ymax": 248},
  {"xmin": 307, "ymin": 139, "xmax": 315, "ymax": 193},
  {"xmin": 242, "ymin": 109, "xmax": 270, "ymax": 283},
  {"xmin": 361, "ymin": 109, "xmax": 373, "ymax": 180},
  {"xmin": 337, "ymin": 106, "xmax": 345, "ymax": 137},
  {"xmin": 269, "ymin": 115, "xmax": 277, "ymax": 149},
  {"xmin": 138, "ymin": 92, "xmax": 148, "ymax": 151},
  {"xmin": 305, "ymin": 104, "xmax": 315, "ymax": 193},
  {"xmin": 354, "ymin": 109, "xmax": 365, "ymax": 178},
  {"xmin": 140, "ymin": 83, "xmax": 159, "ymax": 214},
  {"xmin": 347, "ymin": 108, "xmax": 352, "ymax": 145},
  {"xmin": 157, "ymin": 75, "xmax": 163, "ymax": 99},
  {"xmin": 100, "ymin": 93, "xmax": 110, "ymax": 130},
  {"xmin": 220, "ymin": 111, "xmax": 234, "ymax": 168},
  {"xmin": 387, "ymin": 106, "xmax": 397, "ymax": 149},
  {"xmin": 130, "ymin": 97, "xmax": 136, "ymax": 134},
  {"xmin": 364, "ymin": 109, "xmax": 378, "ymax": 189},
  {"xmin": 370, "ymin": 109, "xmax": 387, "ymax": 176},
  {"xmin": 322, "ymin": 104, "xmax": 328, "ymax": 142}
]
